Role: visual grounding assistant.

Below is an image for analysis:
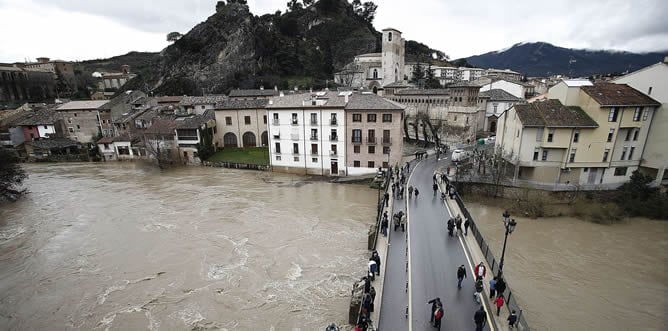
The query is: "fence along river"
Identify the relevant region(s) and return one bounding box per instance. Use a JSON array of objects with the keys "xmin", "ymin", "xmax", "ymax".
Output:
[{"xmin": 0, "ymin": 163, "xmax": 376, "ymax": 330}]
